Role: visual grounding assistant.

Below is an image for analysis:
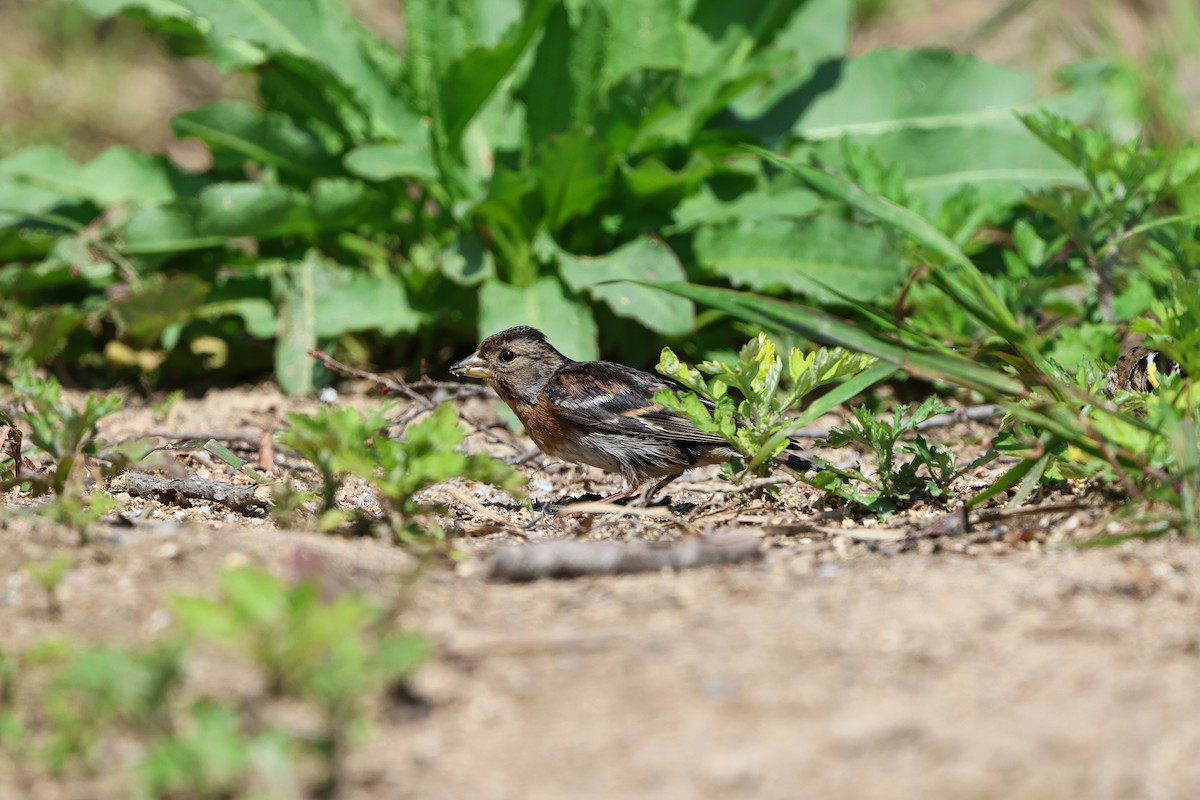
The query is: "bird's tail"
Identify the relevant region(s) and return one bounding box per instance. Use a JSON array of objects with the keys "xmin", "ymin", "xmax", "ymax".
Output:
[{"xmin": 776, "ymin": 443, "xmax": 812, "ymax": 474}]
